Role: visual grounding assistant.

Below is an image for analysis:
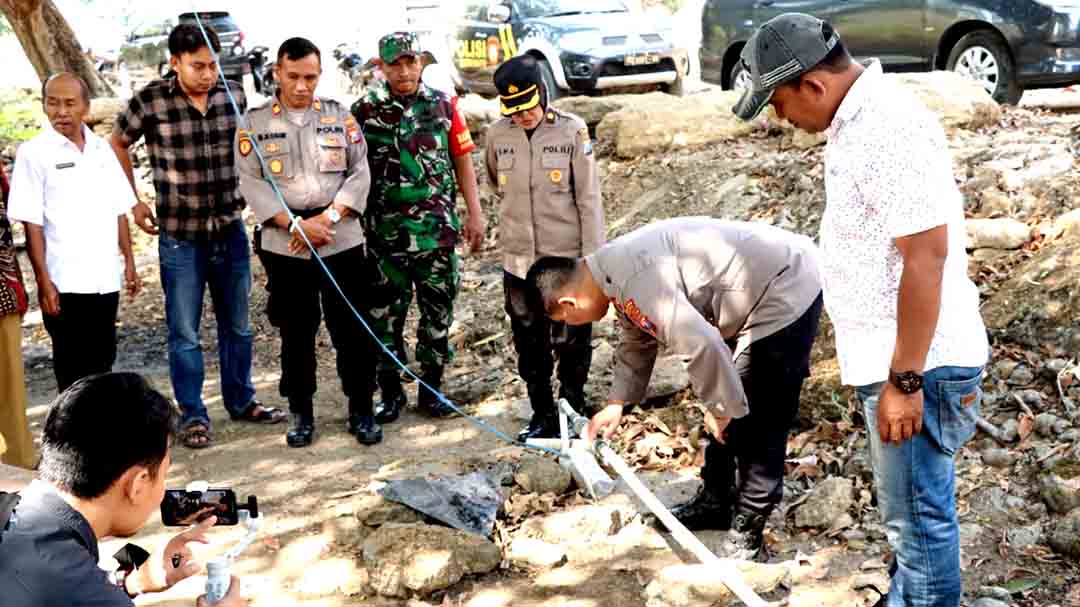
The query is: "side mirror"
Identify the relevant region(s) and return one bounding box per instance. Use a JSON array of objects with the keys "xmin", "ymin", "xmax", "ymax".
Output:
[{"xmin": 487, "ymin": 3, "xmax": 510, "ymax": 23}]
